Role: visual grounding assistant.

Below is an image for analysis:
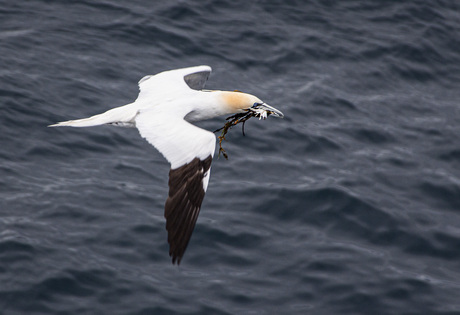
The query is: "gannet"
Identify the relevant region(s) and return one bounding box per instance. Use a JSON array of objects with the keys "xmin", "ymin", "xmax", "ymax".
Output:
[{"xmin": 49, "ymin": 65, "xmax": 284, "ymax": 264}]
